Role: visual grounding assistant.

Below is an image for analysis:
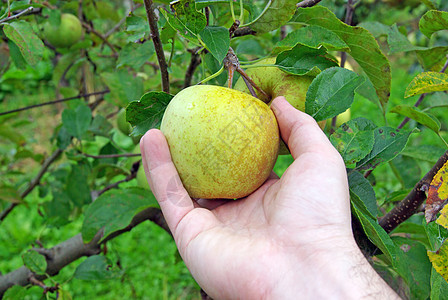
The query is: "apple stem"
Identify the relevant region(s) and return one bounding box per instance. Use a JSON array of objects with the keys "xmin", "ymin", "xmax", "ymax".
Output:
[
  {"xmin": 236, "ymin": 67, "xmax": 271, "ymax": 102},
  {"xmin": 241, "ymin": 76, "xmax": 257, "ymax": 98}
]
